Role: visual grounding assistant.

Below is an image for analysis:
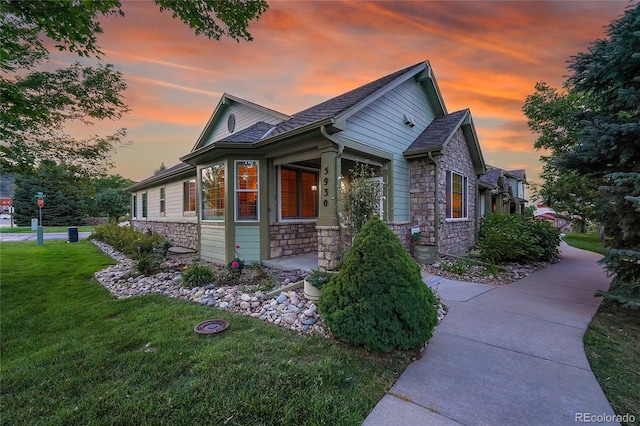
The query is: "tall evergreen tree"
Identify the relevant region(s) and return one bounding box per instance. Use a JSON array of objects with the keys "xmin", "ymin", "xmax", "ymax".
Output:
[
  {"xmin": 13, "ymin": 162, "xmax": 88, "ymax": 226},
  {"xmin": 526, "ymin": 4, "xmax": 640, "ymax": 307}
]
